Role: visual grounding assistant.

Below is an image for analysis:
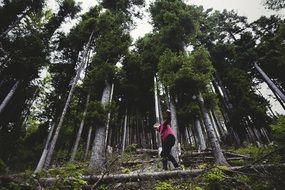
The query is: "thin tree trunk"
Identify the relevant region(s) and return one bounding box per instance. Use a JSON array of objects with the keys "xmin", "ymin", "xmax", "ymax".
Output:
[
  {"xmin": 194, "ymin": 119, "xmax": 206, "ymax": 151},
  {"xmin": 84, "ymin": 126, "xmax": 92, "ymax": 161},
  {"xmin": 0, "ymin": 80, "xmax": 21, "ymax": 114},
  {"xmin": 70, "ymin": 93, "xmax": 90, "ymax": 162},
  {"xmin": 44, "ymin": 33, "xmax": 94, "ymax": 169},
  {"xmin": 34, "ymin": 123, "xmax": 56, "ymax": 173},
  {"xmin": 105, "ymin": 83, "xmax": 114, "ymax": 147},
  {"xmin": 154, "ymin": 75, "xmax": 162, "ymax": 150},
  {"xmin": 198, "ymin": 93, "xmax": 228, "ymax": 165},
  {"xmin": 89, "ymin": 80, "xmax": 112, "ymax": 169},
  {"xmin": 254, "ymin": 62, "xmax": 285, "ymax": 103},
  {"xmin": 209, "ymin": 111, "xmax": 221, "ymax": 141},
  {"xmin": 188, "ymin": 127, "xmax": 196, "ymax": 147},
  {"xmin": 122, "ymin": 113, "xmax": 127, "ymax": 151},
  {"xmin": 169, "ymin": 93, "xmax": 179, "ymax": 161}
]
